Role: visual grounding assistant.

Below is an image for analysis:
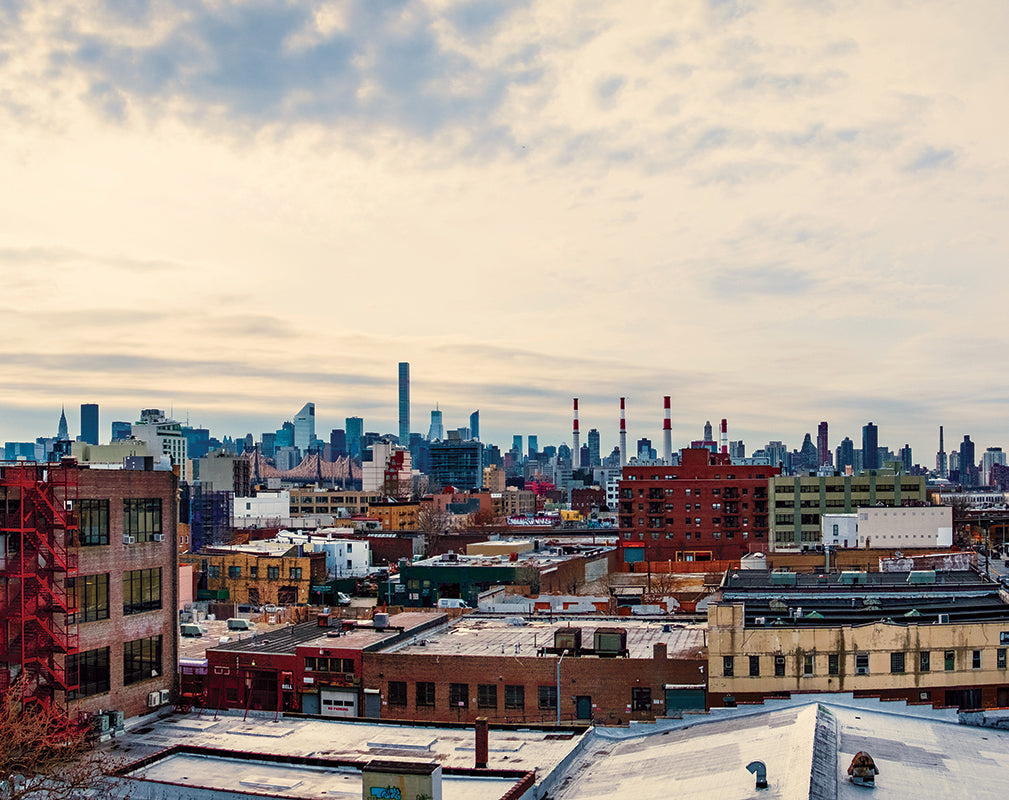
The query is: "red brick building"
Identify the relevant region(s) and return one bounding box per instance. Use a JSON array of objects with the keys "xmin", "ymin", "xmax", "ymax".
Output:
[{"xmin": 618, "ymin": 449, "xmax": 779, "ymax": 563}]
